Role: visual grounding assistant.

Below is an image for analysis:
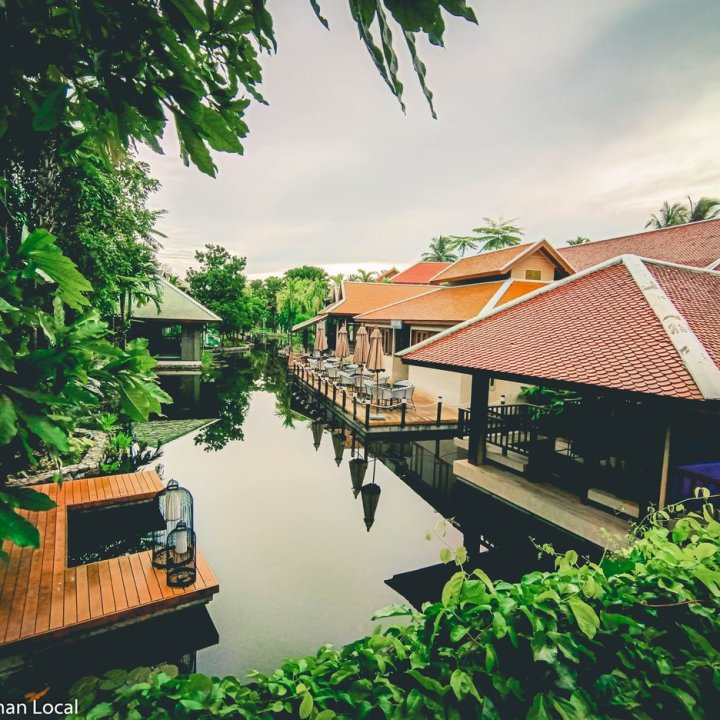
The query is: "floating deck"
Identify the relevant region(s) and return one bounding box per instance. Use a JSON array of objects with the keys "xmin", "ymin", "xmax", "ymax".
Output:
[
  {"xmin": 291, "ymin": 361, "xmax": 461, "ymax": 438},
  {"xmin": 0, "ymin": 471, "xmax": 218, "ymax": 654}
]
